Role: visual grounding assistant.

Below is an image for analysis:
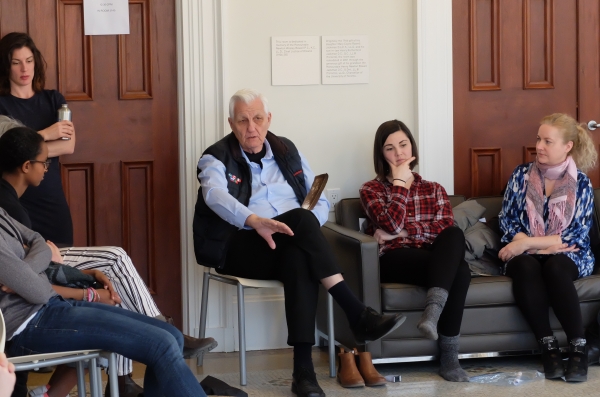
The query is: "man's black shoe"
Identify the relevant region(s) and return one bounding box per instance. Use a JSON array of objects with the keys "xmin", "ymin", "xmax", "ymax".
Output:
[
  {"xmin": 351, "ymin": 307, "xmax": 406, "ymax": 345},
  {"xmin": 291, "ymin": 367, "xmax": 326, "ymax": 397}
]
